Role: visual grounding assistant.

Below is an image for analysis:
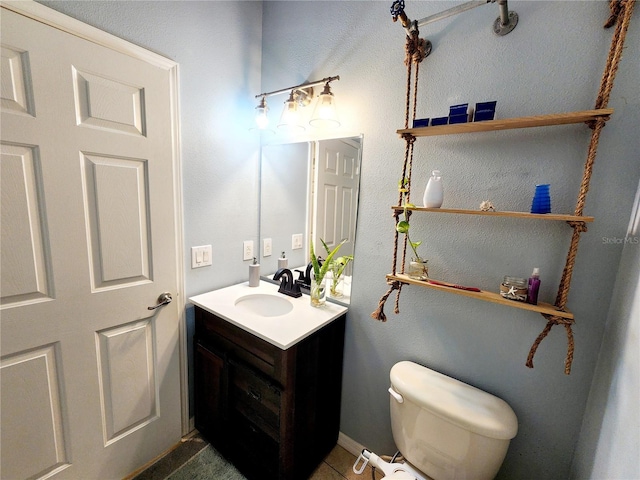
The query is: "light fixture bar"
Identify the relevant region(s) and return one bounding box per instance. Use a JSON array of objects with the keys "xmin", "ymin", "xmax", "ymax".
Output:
[{"xmin": 255, "ymin": 75, "xmax": 340, "ymax": 100}]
